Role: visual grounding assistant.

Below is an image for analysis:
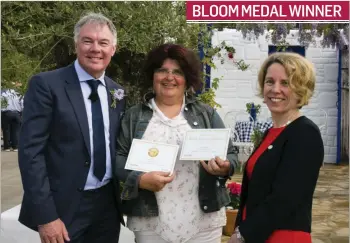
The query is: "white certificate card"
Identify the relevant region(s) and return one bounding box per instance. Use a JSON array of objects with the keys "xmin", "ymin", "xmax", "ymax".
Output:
[
  {"xmin": 180, "ymin": 129, "xmax": 230, "ymax": 161},
  {"xmin": 125, "ymin": 139, "xmax": 179, "ymax": 174}
]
